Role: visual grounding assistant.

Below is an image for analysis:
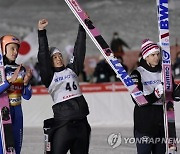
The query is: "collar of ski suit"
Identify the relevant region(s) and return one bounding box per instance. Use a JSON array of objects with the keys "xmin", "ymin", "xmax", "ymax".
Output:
[
  {"xmin": 3, "ymin": 55, "xmax": 16, "ymax": 65},
  {"xmin": 53, "ymin": 65, "xmax": 65, "ymax": 72}
]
